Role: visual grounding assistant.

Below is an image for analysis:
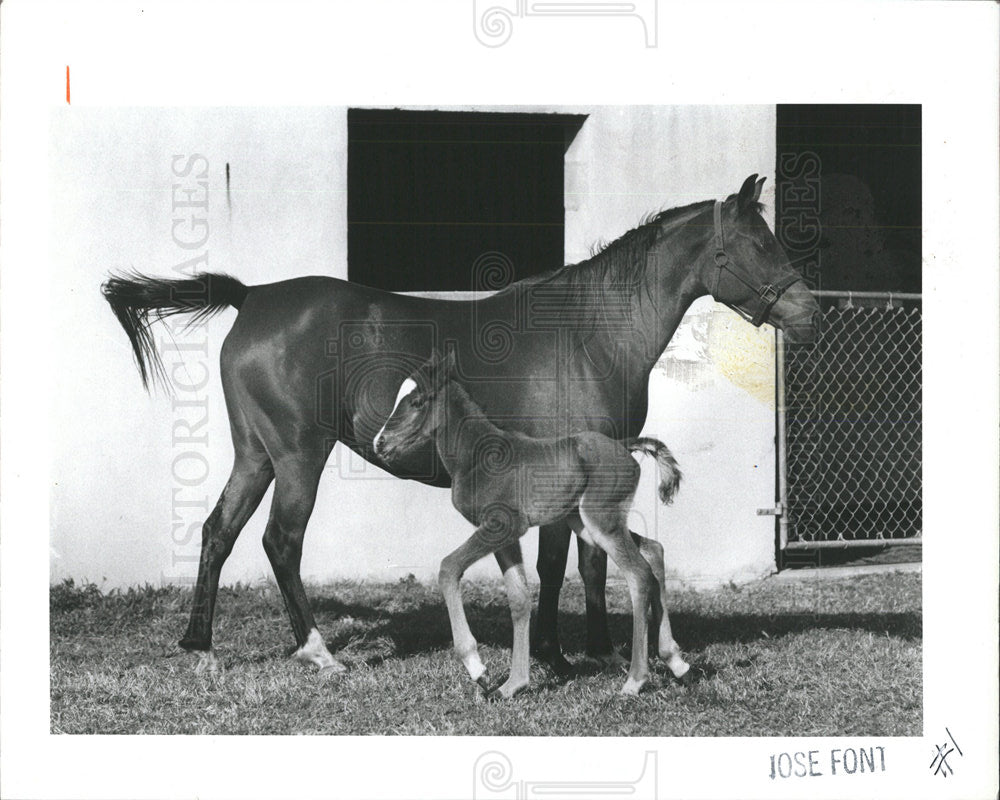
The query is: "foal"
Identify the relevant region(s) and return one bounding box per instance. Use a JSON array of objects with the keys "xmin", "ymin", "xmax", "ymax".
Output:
[{"xmin": 374, "ymin": 350, "xmax": 691, "ymax": 697}]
